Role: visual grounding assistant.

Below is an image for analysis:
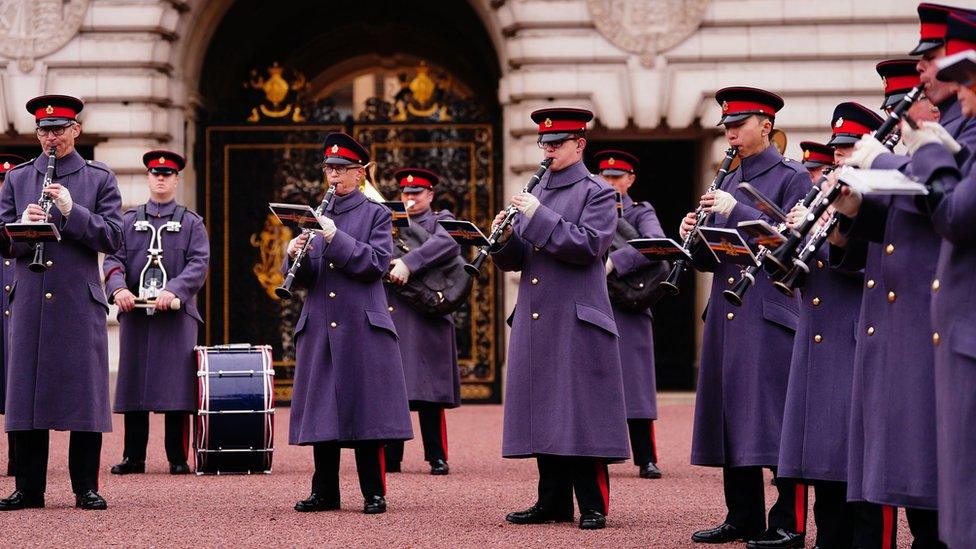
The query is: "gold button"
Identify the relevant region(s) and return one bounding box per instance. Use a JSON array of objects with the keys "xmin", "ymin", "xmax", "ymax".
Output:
[
  {"xmin": 532, "ymin": 312, "xmax": 539, "ymax": 320},
  {"xmin": 885, "ymin": 243, "xmax": 894, "ymax": 255},
  {"xmin": 44, "ymin": 292, "xmax": 52, "ymax": 300},
  {"xmin": 328, "ymin": 291, "xmax": 336, "ymax": 298},
  {"xmin": 330, "ymin": 321, "xmax": 338, "ymax": 328},
  {"xmin": 727, "ymin": 277, "xmax": 735, "ymax": 285},
  {"xmin": 816, "ymin": 260, "xmax": 825, "ymax": 269},
  {"xmin": 932, "ymin": 279, "xmax": 940, "ymax": 292},
  {"xmin": 328, "ymin": 262, "xmax": 335, "ymax": 269},
  {"xmin": 727, "ymin": 312, "xmax": 735, "ymax": 320},
  {"xmin": 3, "ymin": 285, "xmax": 8, "ymax": 292},
  {"xmin": 867, "ymin": 326, "xmax": 875, "ymax": 336},
  {"xmin": 811, "ymin": 297, "xmax": 821, "ymax": 306},
  {"xmin": 933, "ymin": 332, "xmax": 941, "ymax": 345},
  {"xmin": 887, "ymin": 291, "xmax": 896, "ymax": 303},
  {"xmin": 531, "ymin": 278, "xmax": 539, "ymax": 285},
  {"xmin": 3, "ymin": 260, "xmax": 8, "ymax": 266},
  {"xmin": 45, "ymin": 260, "xmax": 52, "ymax": 267},
  {"xmin": 866, "ymin": 280, "xmax": 875, "ymax": 289},
  {"xmin": 3, "ymin": 310, "xmax": 8, "ymax": 317},
  {"xmin": 388, "ymin": 306, "xmax": 394, "ymax": 312},
  {"xmin": 814, "ymin": 334, "xmax": 823, "ymax": 343}
]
